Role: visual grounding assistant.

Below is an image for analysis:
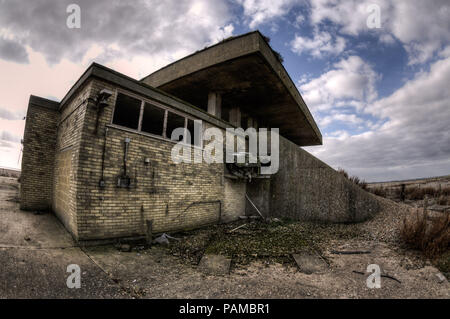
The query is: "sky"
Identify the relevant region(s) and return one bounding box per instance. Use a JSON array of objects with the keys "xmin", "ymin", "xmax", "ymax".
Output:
[{"xmin": 0, "ymin": 0, "xmax": 449, "ymax": 182}]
